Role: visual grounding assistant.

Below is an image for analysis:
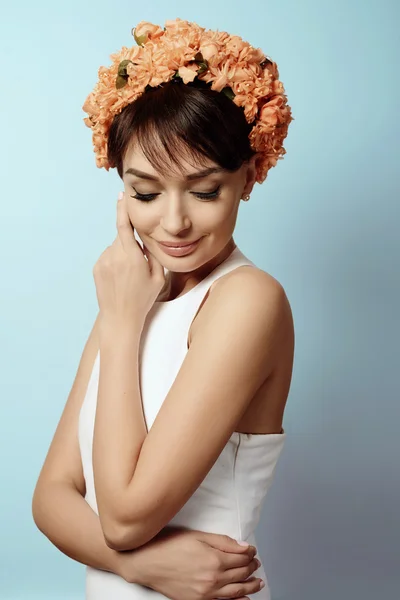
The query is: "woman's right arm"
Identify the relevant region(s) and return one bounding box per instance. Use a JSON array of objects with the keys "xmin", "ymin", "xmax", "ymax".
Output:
[
  {"xmin": 33, "ymin": 477, "xmax": 126, "ymax": 576},
  {"xmin": 31, "ymin": 313, "xmax": 262, "ymax": 599},
  {"xmin": 31, "ymin": 312, "xmax": 125, "ymax": 575}
]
